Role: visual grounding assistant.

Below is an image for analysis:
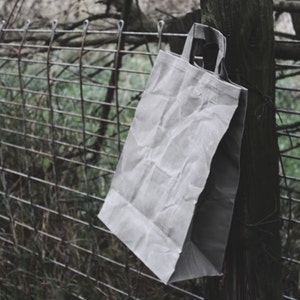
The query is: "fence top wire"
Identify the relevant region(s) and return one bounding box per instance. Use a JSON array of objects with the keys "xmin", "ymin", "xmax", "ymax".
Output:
[{"xmin": 0, "ymin": 18, "xmax": 186, "ymax": 37}]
